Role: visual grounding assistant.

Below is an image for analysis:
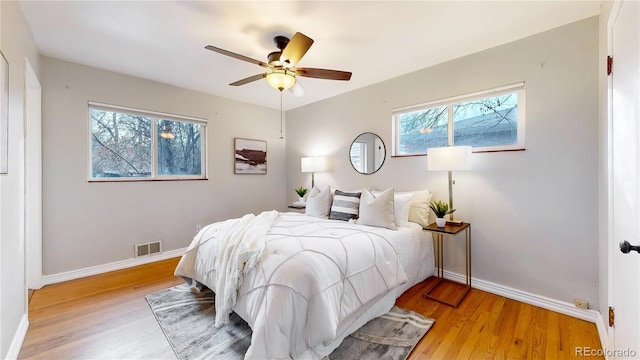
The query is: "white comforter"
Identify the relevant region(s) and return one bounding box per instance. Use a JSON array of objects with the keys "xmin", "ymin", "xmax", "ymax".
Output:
[{"xmin": 175, "ymin": 212, "xmax": 426, "ymax": 360}]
